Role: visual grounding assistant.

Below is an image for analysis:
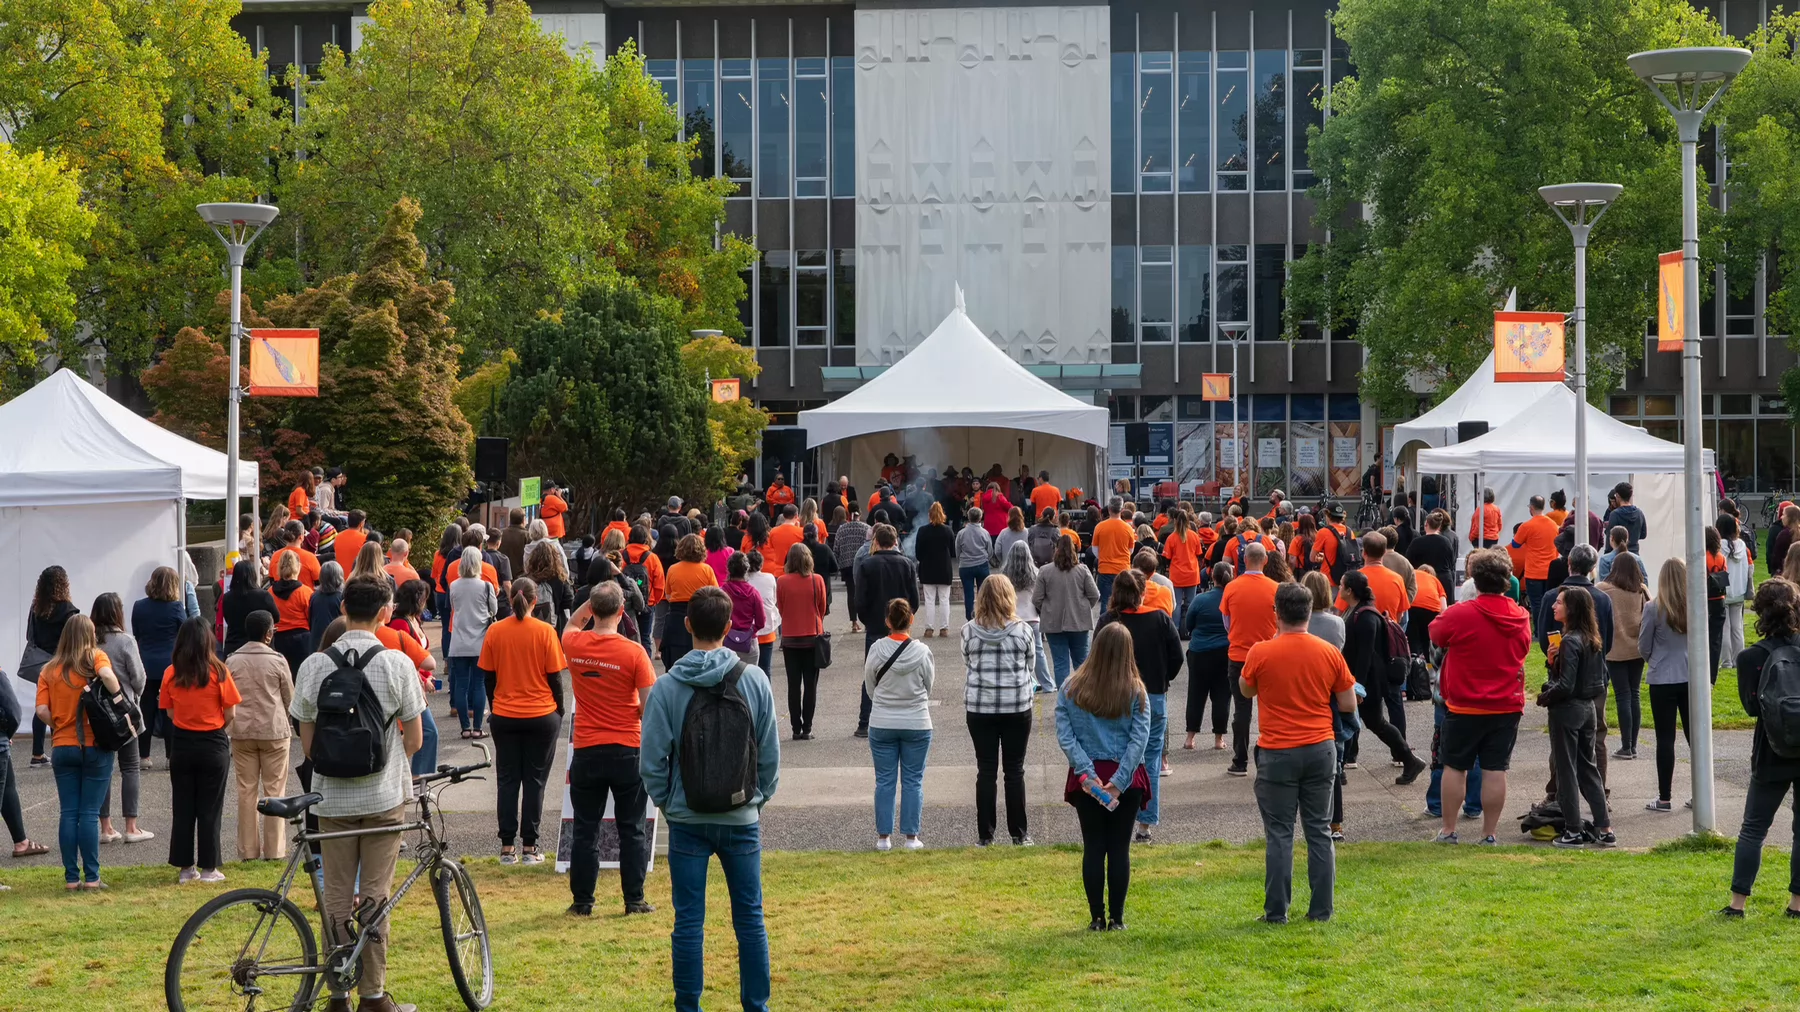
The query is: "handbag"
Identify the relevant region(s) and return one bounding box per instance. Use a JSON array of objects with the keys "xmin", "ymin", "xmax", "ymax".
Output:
[
  {"xmin": 78, "ymin": 672, "xmax": 144, "ymax": 753},
  {"xmin": 815, "ymin": 630, "xmax": 833, "ymax": 669},
  {"xmin": 17, "ymin": 643, "xmax": 50, "ymax": 684},
  {"xmin": 723, "ymin": 626, "xmax": 758, "ymax": 654}
]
